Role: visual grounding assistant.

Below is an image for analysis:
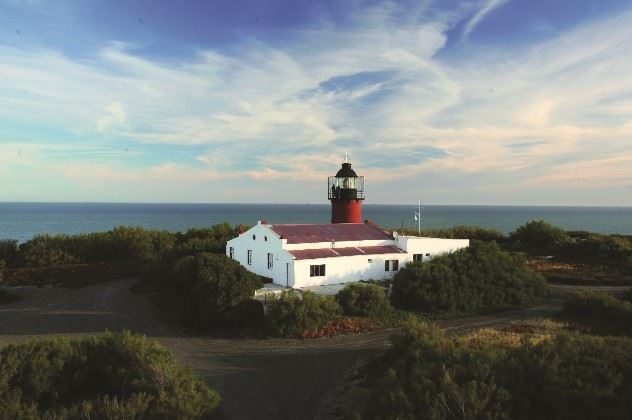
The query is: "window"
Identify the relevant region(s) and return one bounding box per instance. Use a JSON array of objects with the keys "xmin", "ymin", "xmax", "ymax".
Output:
[
  {"xmin": 310, "ymin": 264, "xmax": 326, "ymax": 277},
  {"xmin": 385, "ymin": 260, "xmax": 399, "ymax": 271},
  {"xmin": 247, "ymin": 250, "xmax": 252, "ymax": 265},
  {"xmin": 252, "ymin": 234, "xmax": 256, "ymax": 240},
  {"xmin": 413, "ymin": 253, "xmax": 423, "ymax": 262},
  {"xmin": 229, "ymin": 247, "xmax": 234, "ymax": 259},
  {"xmin": 268, "ymin": 253, "xmax": 273, "ymax": 269},
  {"xmin": 264, "ymin": 235, "xmax": 267, "ymax": 241}
]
